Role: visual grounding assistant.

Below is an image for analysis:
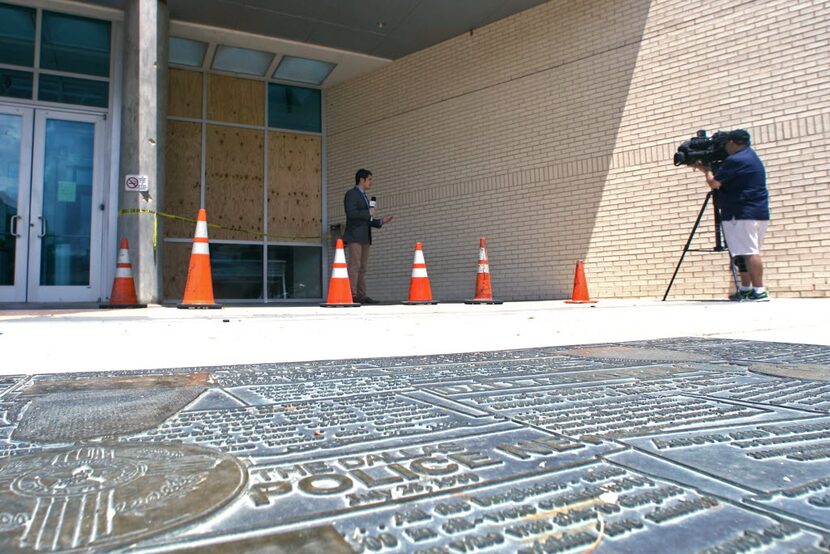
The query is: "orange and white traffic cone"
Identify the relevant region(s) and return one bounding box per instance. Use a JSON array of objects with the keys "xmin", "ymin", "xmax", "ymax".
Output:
[
  {"xmin": 465, "ymin": 237, "xmax": 503, "ymax": 304},
  {"xmin": 321, "ymin": 238, "xmax": 360, "ymax": 307},
  {"xmin": 564, "ymin": 260, "xmax": 597, "ymax": 304},
  {"xmin": 403, "ymin": 242, "xmax": 438, "ymax": 305},
  {"xmin": 100, "ymin": 238, "xmax": 146, "ymax": 308},
  {"xmin": 178, "ymin": 208, "xmax": 221, "ymax": 309}
]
